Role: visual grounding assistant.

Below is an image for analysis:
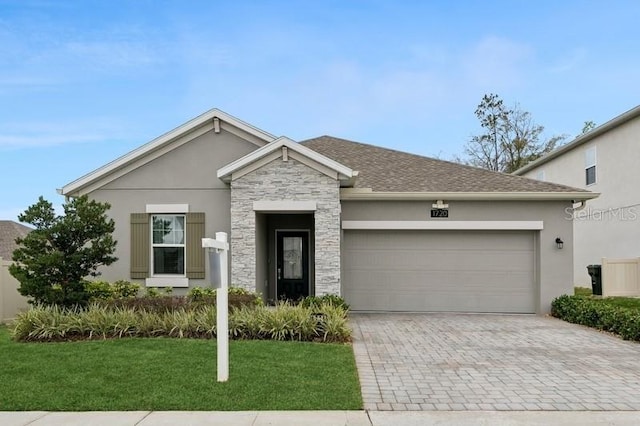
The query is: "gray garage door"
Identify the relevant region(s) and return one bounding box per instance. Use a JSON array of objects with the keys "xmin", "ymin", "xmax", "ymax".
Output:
[{"xmin": 342, "ymin": 230, "xmax": 536, "ymax": 313}]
